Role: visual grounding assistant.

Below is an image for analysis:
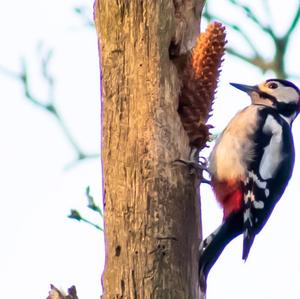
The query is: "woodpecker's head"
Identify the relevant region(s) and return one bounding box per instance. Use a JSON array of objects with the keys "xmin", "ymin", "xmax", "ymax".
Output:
[{"xmin": 230, "ymin": 79, "xmax": 300, "ymax": 120}]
